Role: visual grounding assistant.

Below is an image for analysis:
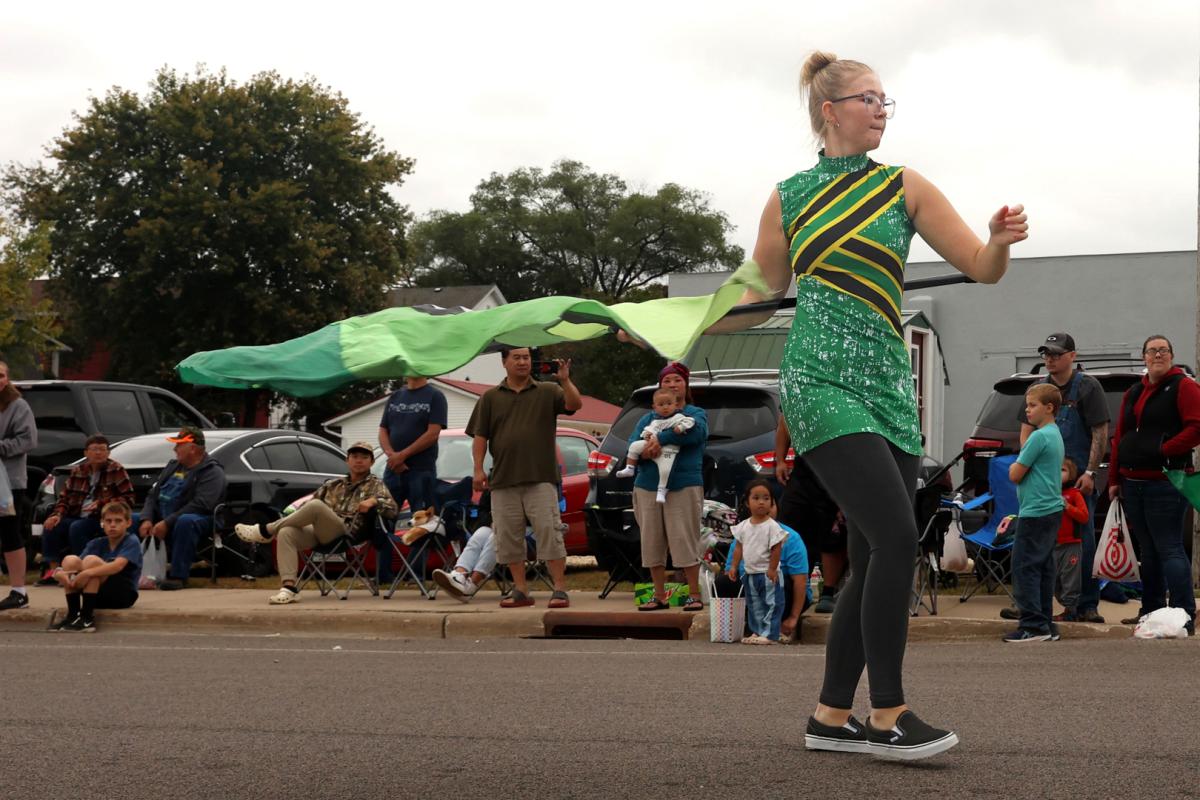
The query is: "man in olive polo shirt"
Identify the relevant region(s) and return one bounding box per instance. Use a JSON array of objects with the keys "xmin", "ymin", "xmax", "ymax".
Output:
[{"xmin": 467, "ymin": 347, "xmax": 582, "ymax": 608}]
